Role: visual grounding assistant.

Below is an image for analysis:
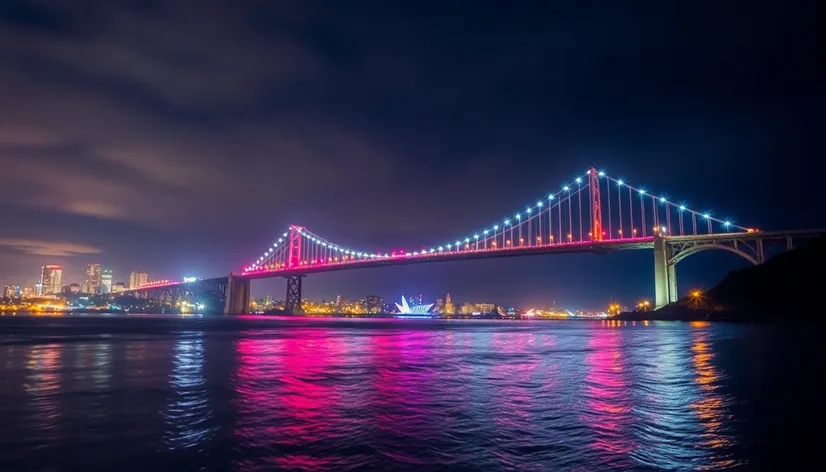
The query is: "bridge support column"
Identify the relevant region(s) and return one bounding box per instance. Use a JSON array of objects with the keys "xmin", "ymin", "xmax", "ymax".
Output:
[
  {"xmin": 224, "ymin": 275, "xmax": 251, "ymax": 315},
  {"xmin": 654, "ymin": 236, "xmax": 678, "ymax": 309},
  {"xmin": 285, "ymin": 275, "xmax": 304, "ymax": 314}
]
